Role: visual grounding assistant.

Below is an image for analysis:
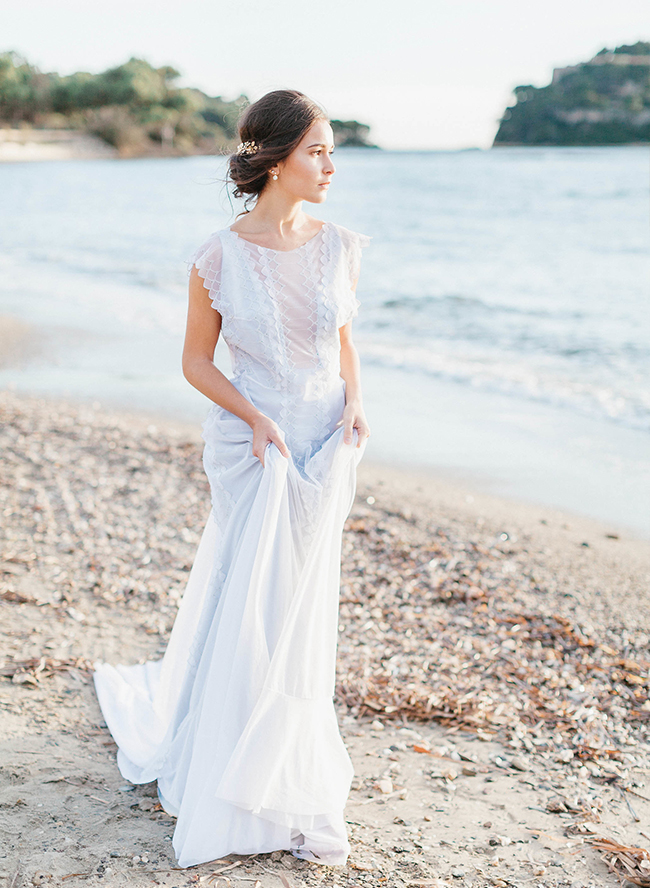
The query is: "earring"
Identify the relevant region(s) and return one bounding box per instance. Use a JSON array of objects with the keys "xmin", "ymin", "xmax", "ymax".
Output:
[{"xmin": 271, "ymin": 171, "xmax": 278, "ymax": 180}]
